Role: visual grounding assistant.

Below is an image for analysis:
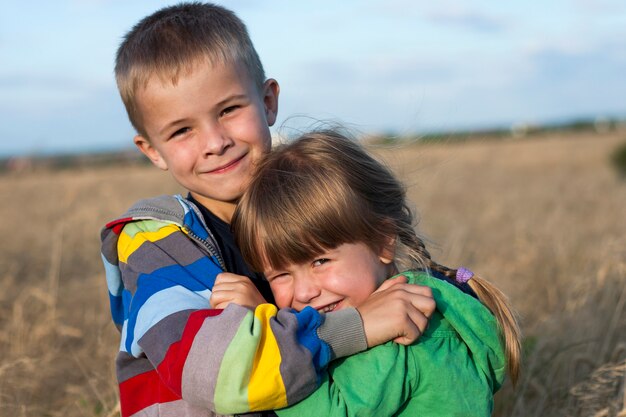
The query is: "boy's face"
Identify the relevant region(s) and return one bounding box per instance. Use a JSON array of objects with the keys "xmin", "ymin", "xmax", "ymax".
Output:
[
  {"xmin": 263, "ymin": 242, "xmax": 394, "ymax": 313},
  {"xmin": 133, "ymin": 60, "xmax": 279, "ymax": 222}
]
